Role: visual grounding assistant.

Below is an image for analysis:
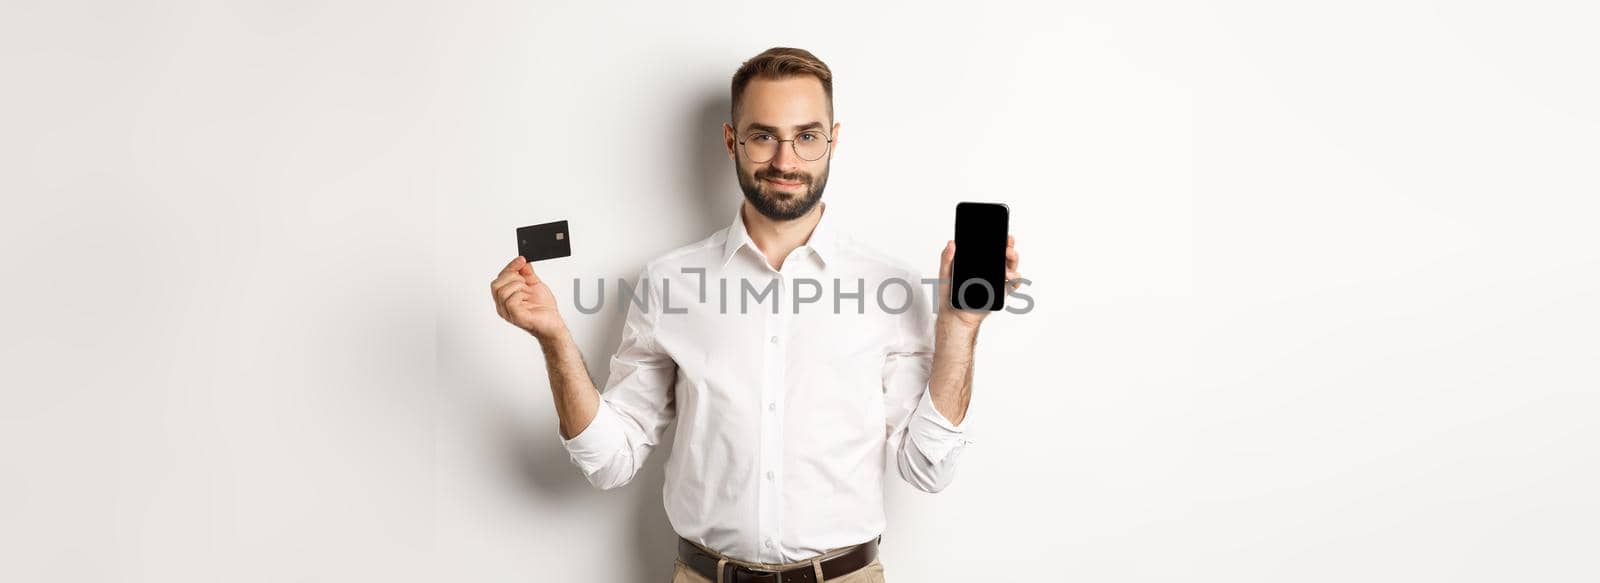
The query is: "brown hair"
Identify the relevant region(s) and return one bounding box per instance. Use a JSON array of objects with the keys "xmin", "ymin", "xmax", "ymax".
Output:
[{"xmin": 730, "ymin": 47, "xmax": 834, "ymax": 128}]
